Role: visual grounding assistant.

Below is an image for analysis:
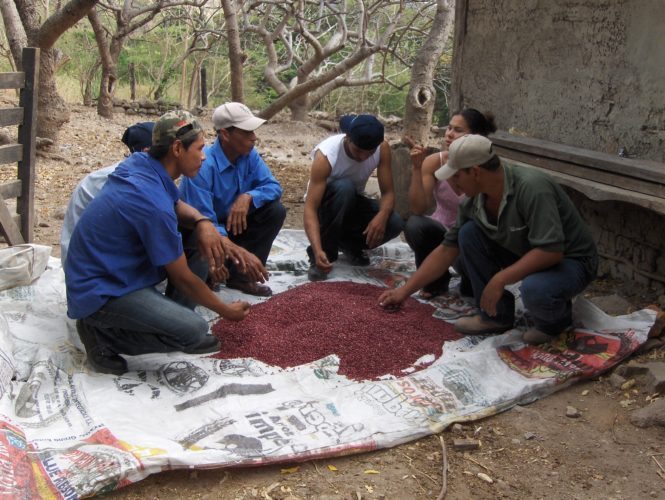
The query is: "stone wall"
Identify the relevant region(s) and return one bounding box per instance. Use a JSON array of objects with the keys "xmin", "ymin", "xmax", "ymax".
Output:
[
  {"xmin": 565, "ymin": 190, "xmax": 665, "ymax": 294},
  {"xmin": 452, "ymin": 0, "xmax": 665, "ymax": 162}
]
